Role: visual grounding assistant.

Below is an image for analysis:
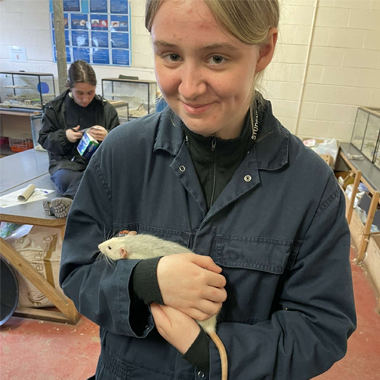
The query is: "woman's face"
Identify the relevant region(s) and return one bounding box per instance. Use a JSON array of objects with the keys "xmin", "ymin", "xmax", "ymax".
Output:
[
  {"xmin": 71, "ymin": 82, "xmax": 96, "ymax": 107},
  {"xmin": 151, "ymin": 0, "xmax": 260, "ymax": 139}
]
